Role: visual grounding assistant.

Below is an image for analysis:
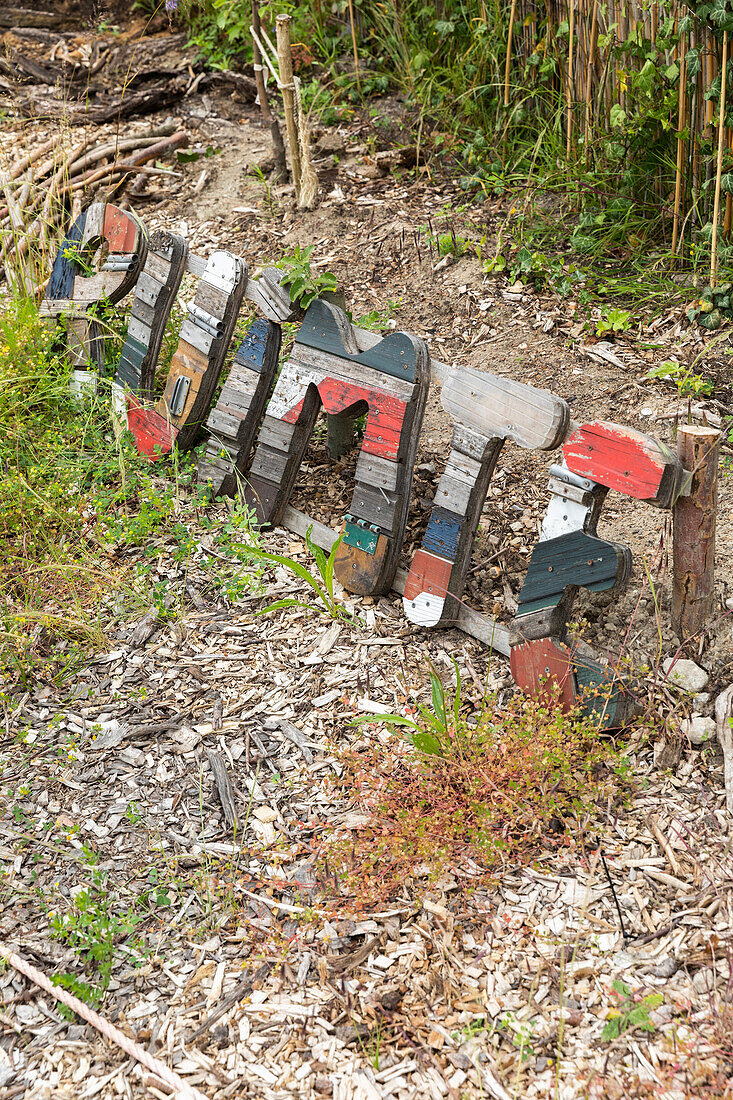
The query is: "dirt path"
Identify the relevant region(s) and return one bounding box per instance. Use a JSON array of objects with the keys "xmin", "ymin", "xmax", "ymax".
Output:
[{"xmin": 1, "ymin": 71, "xmax": 732, "ymax": 1100}]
